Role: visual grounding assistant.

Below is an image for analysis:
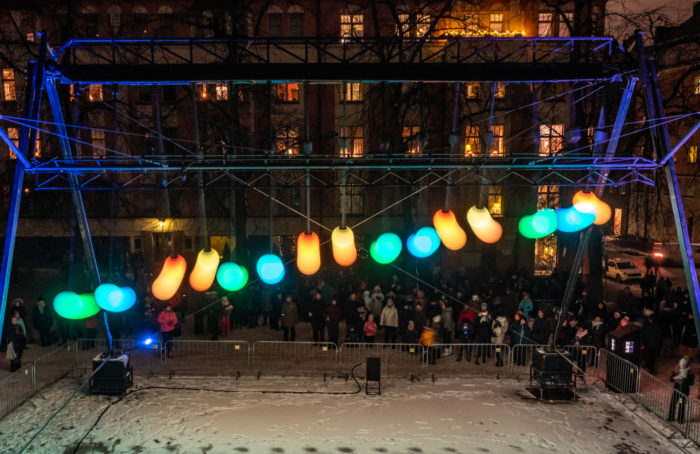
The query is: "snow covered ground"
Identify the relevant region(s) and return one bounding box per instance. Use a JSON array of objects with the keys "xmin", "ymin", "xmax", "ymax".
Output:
[{"xmin": 0, "ymin": 374, "xmax": 688, "ymax": 454}]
